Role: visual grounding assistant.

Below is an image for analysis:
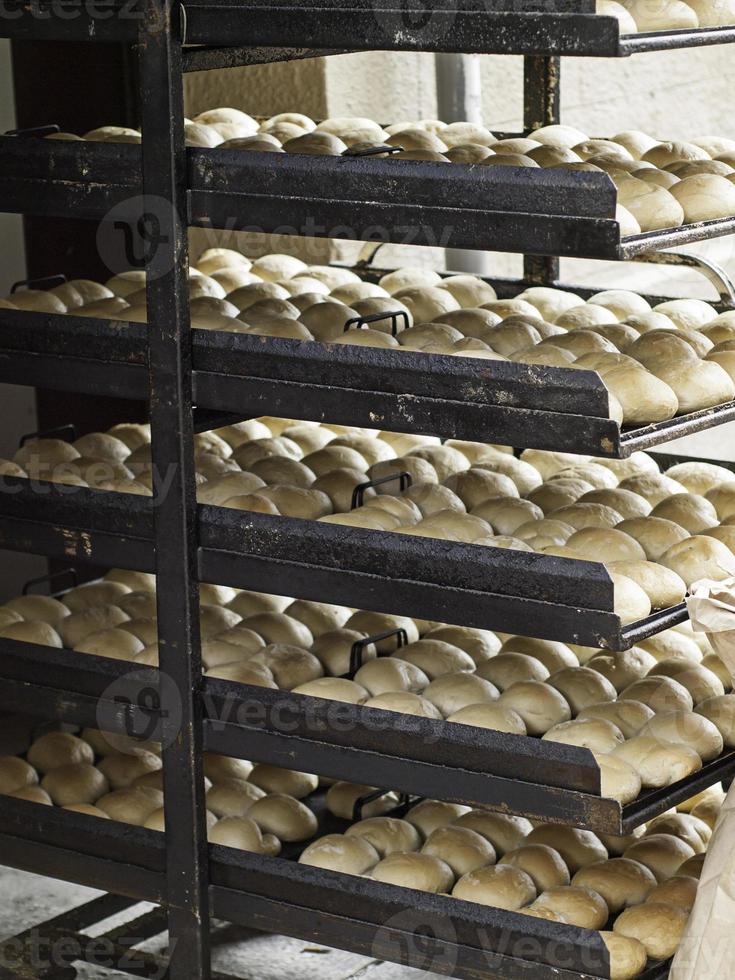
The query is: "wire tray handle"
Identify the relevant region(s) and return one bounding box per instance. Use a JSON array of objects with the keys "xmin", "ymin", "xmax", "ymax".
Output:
[
  {"xmin": 349, "ymin": 626, "xmax": 408, "ymax": 677},
  {"xmin": 343, "ymin": 309, "xmax": 410, "ymax": 337},
  {"xmin": 351, "ymin": 471, "xmax": 413, "ymax": 510},
  {"xmin": 22, "ymin": 567, "xmax": 78, "ymax": 596}
]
